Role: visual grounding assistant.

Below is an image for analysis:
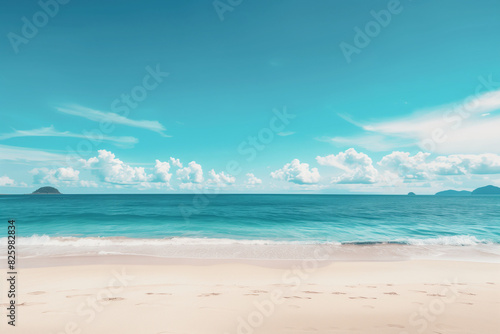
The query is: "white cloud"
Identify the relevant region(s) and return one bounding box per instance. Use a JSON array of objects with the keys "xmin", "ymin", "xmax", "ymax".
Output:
[
  {"xmin": 378, "ymin": 152, "xmax": 500, "ymax": 180},
  {"xmin": 378, "ymin": 151, "xmax": 432, "ymax": 180},
  {"xmin": 331, "ymin": 89, "xmax": 500, "ymax": 154},
  {"xmin": 80, "ymin": 150, "xmax": 152, "ymax": 184},
  {"xmin": 58, "ymin": 105, "xmax": 169, "ymax": 136},
  {"xmin": 245, "ymin": 173, "xmax": 262, "ymax": 186},
  {"xmin": 169, "ymin": 157, "xmax": 183, "ymax": 168},
  {"xmin": 80, "ymin": 180, "xmax": 99, "ymax": 188},
  {"xmin": 176, "ymin": 161, "xmax": 204, "ymax": 183},
  {"xmin": 428, "ymin": 154, "xmax": 500, "ymax": 175},
  {"xmin": 208, "ymin": 169, "xmax": 235, "ymax": 186},
  {"xmin": 0, "ymin": 126, "xmax": 138, "ymax": 145},
  {"xmin": 55, "ymin": 167, "xmax": 80, "ymax": 181},
  {"xmin": 0, "ymin": 175, "xmax": 16, "ymax": 186},
  {"xmin": 178, "ymin": 182, "xmax": 202, "ymax": 190},
  {"xmin": 316, "ymin": 148, "xmax": 378, "ymax": 184},
  {"xmin": 271, "ymin": 159, "xmax": 320, "ymax": 184},
  {"xmin": 153, "ymin": 160, "xmax": 172, "ymax": 183},
  {"xmin": 31, "ymin": 167, "xmax": 80, "ymax": 184}
]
